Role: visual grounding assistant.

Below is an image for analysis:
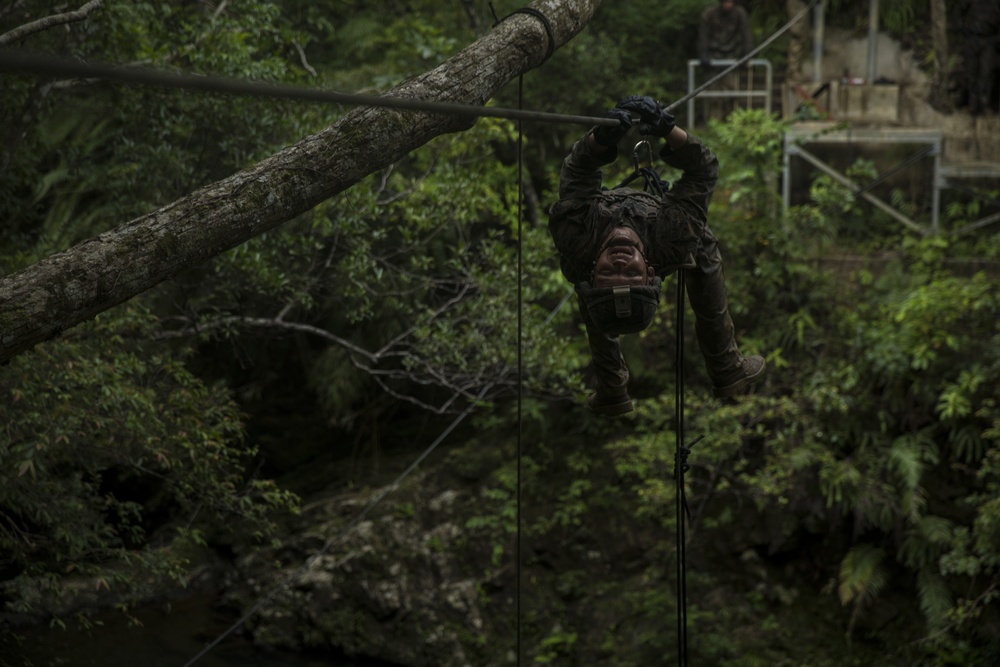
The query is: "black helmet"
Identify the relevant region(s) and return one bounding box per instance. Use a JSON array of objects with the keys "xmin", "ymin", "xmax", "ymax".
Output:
[{"xmin": 576, "ymin": 277, "xmax": 662, "ymax": 335}]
